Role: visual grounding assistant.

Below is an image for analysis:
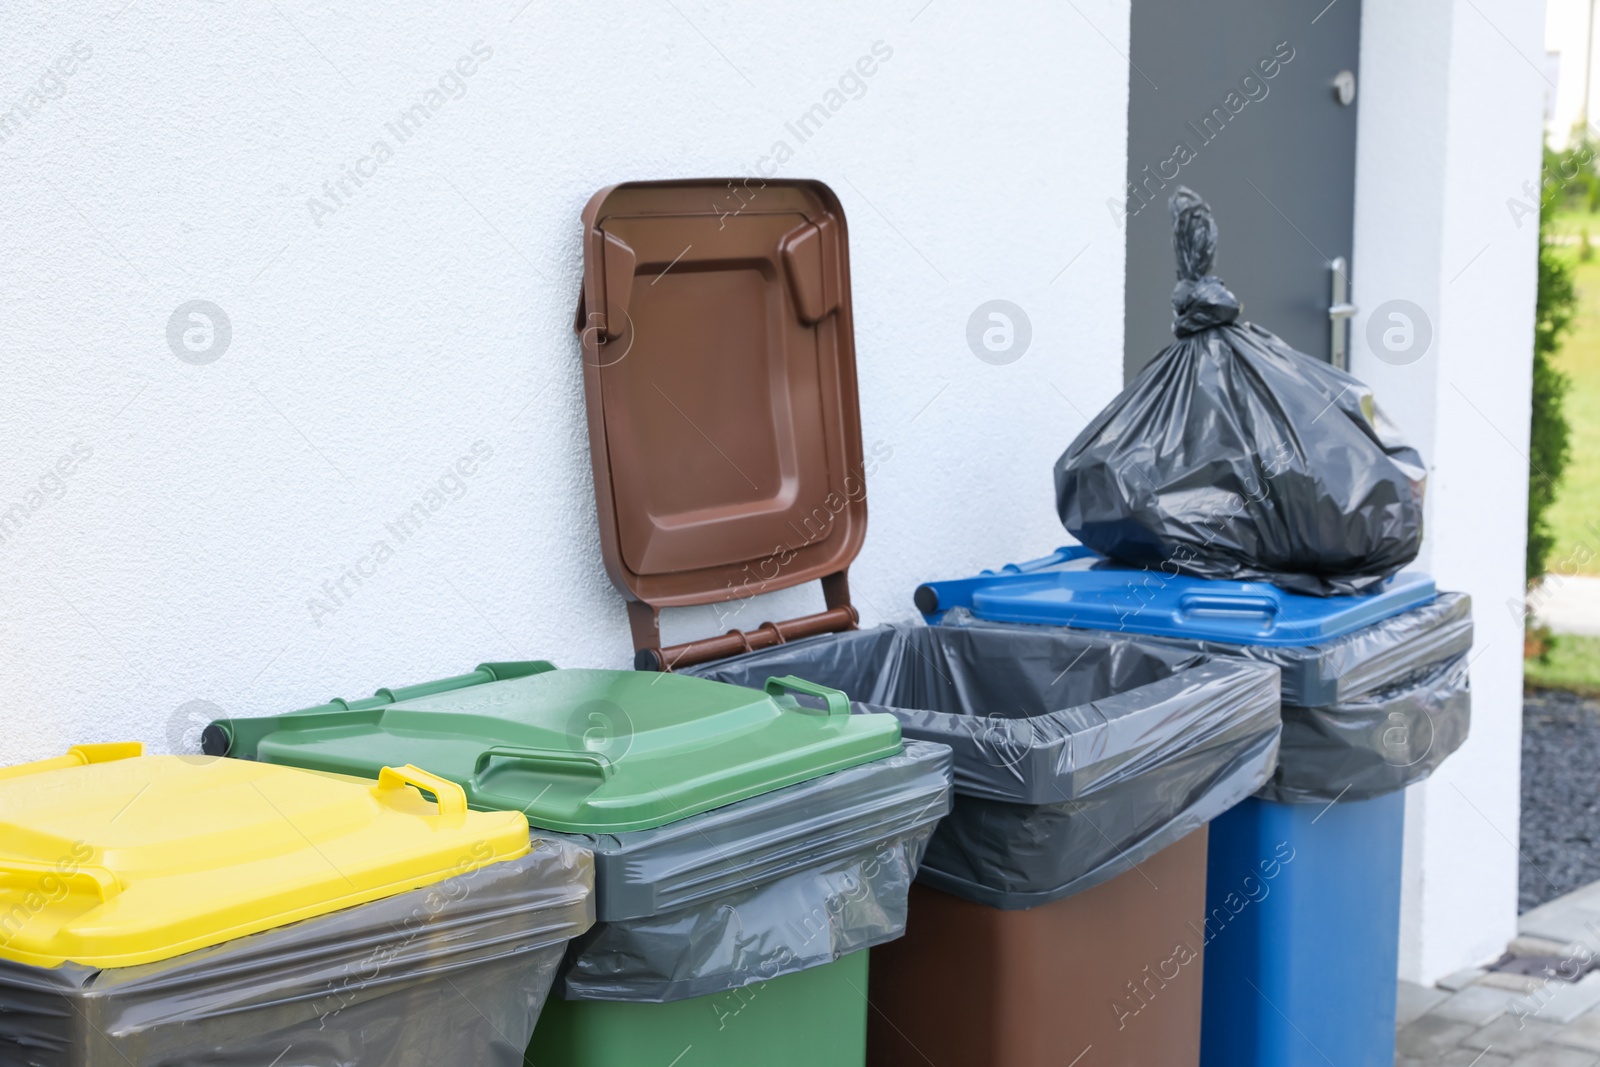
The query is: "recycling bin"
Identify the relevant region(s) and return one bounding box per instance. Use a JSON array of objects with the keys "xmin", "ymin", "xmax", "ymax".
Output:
[
  {"xmin": 915, "ymin": 545, "xmax": 1473, "ymax": 1067},
  {"xmin": 687, "ymin": 624, "xmax": 1281, "ymax": 1066},
  {"xmin": 564, "ymin": 178, "xmax": 1283, "ymax": 1066},
  {"xmin": 0, "ymin": 742, "xmax": 594, "ymax": 1067},
  {"xmin": 206, "ymin": 660, "xmax": 953, "ymax": 1067}
]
